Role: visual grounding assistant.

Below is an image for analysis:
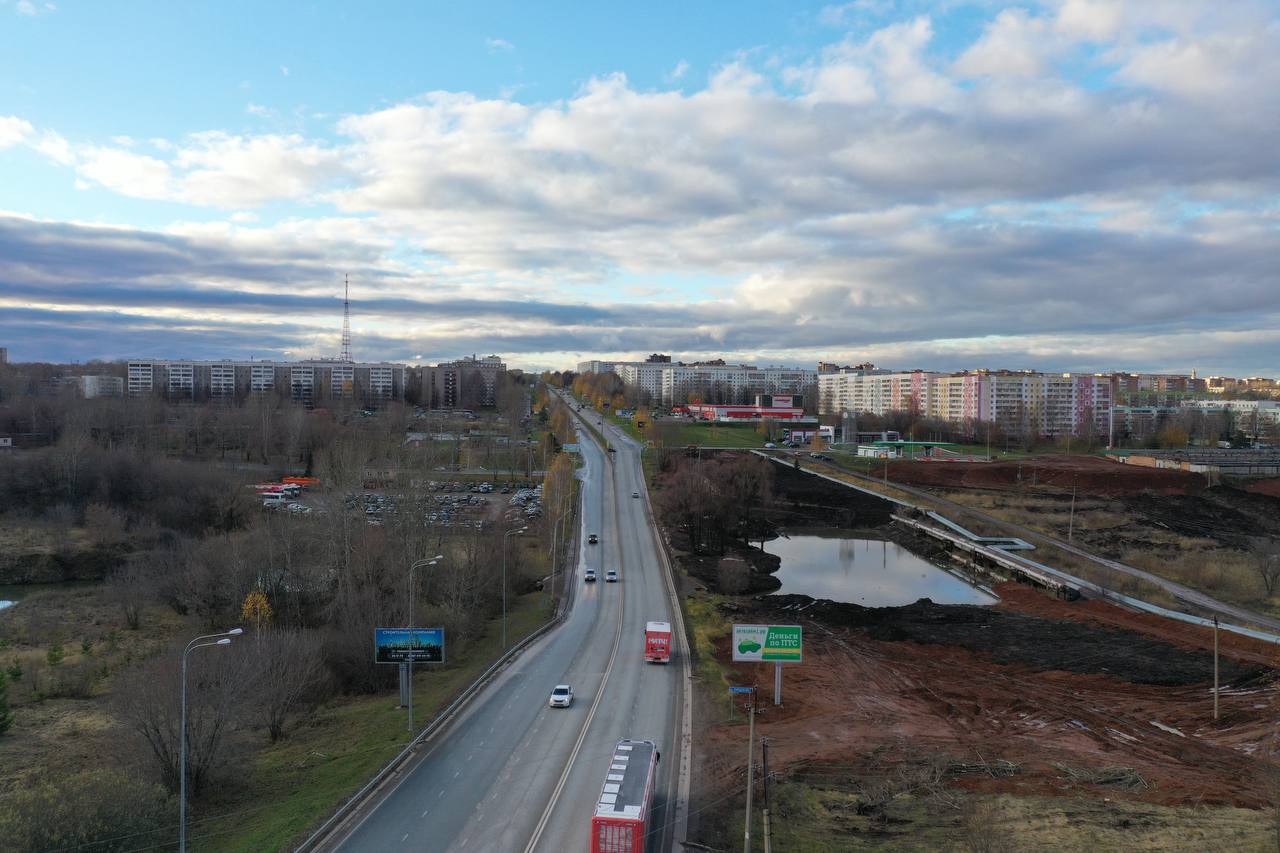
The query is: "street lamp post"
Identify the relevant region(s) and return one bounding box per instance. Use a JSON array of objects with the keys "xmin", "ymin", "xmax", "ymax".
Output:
[
  {"xmin": 502, "ymin": 526, "xmax": 528, "ymax": 649},
  {"xmin": 549, "ymin": 505, "xmax": 572, "ymax": 615},
  {"xmin": 181, "ymin": 627, "xmax": 242, "ymax": 853},
  {"xmin": 407, "ymin": 554, "xmax": 444, "ymax": 734}
]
